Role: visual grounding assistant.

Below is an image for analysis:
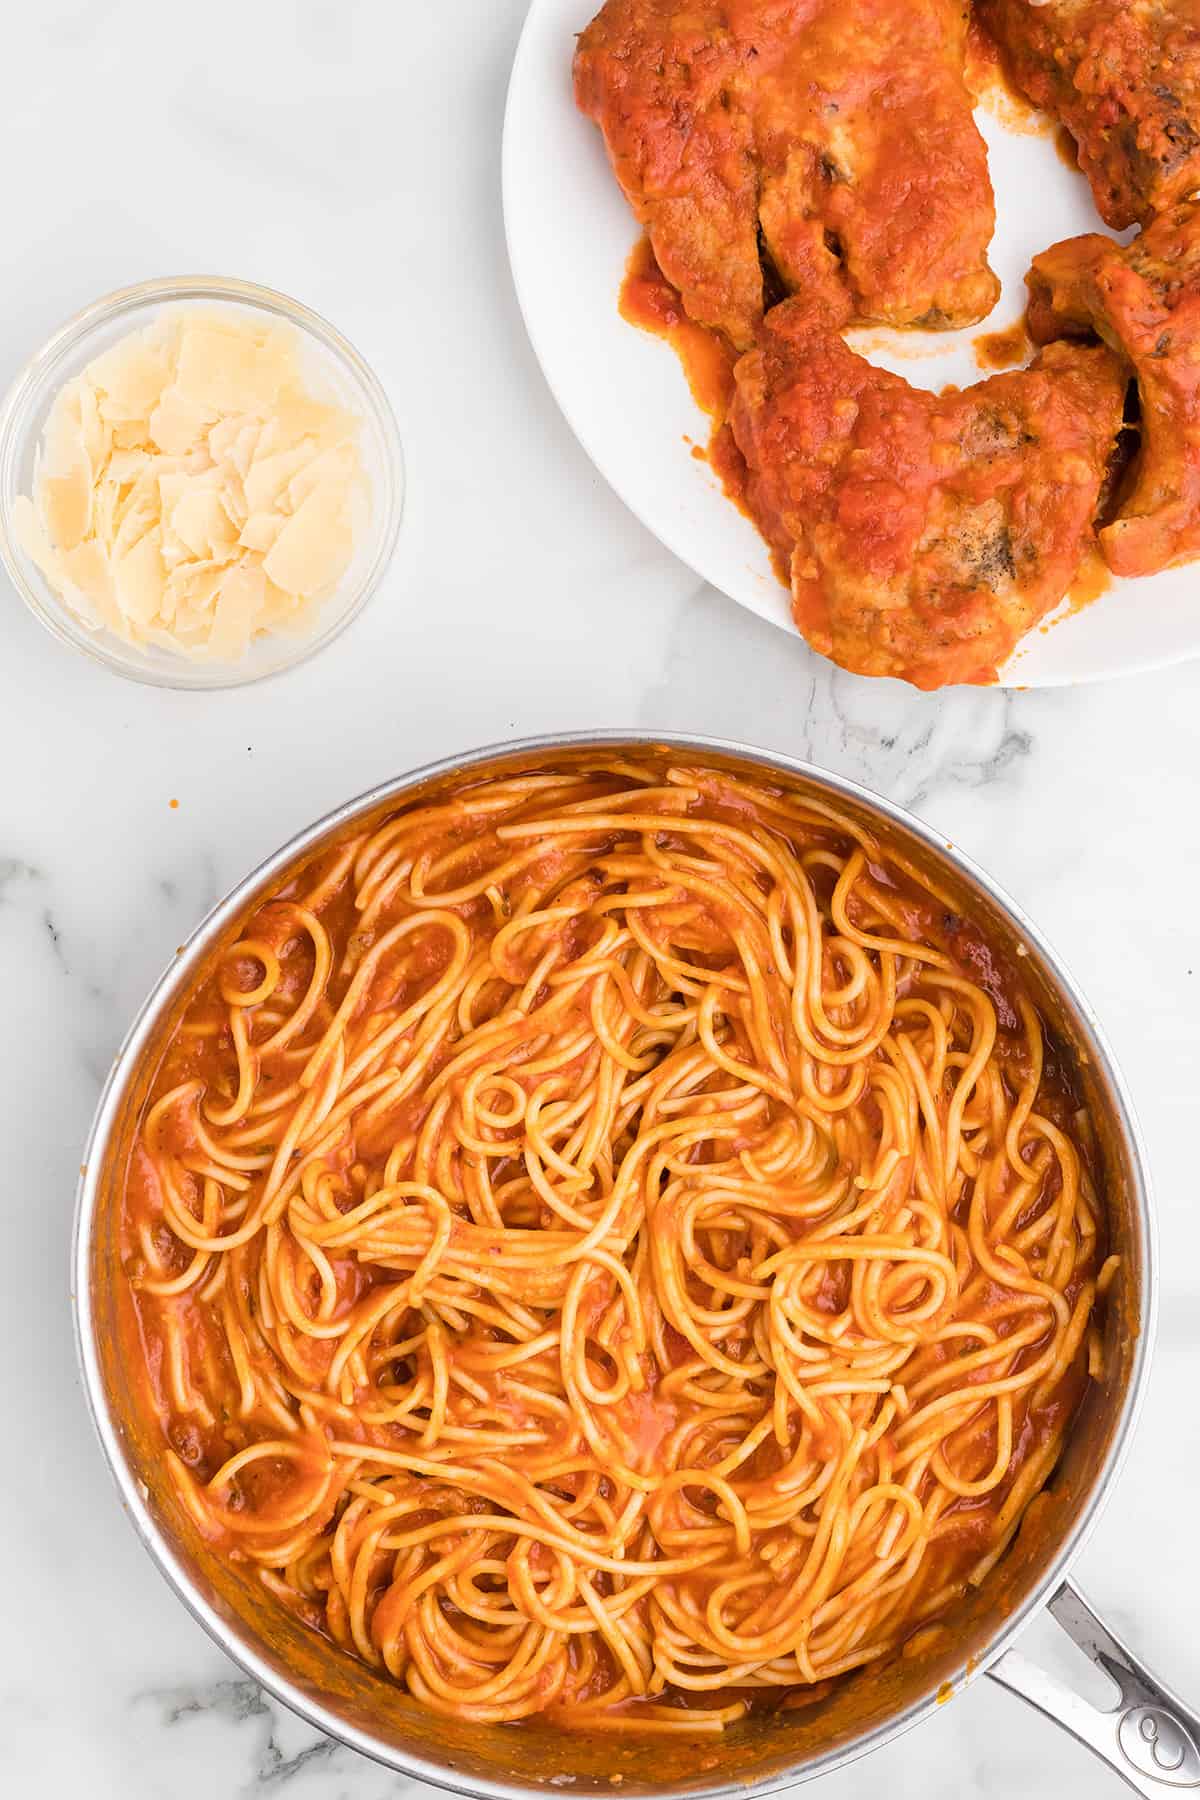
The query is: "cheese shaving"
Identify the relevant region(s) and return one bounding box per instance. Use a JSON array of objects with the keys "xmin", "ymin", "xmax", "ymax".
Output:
[{"xmin": 13, "ymin": 308, "xmax": 369, "ymax": 660}]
